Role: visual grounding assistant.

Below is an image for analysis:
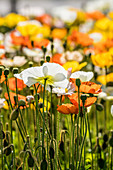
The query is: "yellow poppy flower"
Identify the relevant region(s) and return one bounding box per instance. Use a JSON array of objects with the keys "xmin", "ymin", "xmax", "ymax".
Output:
[
  {"xmin": 94, "ymin": 17, "xmax": 111, "ymax": 31},
  {"xmin": 0, "ymin": 17, "xmax": 5, "ymax": 26},
  {"xmin": 97, "ymin": 73, "xmax": 113, "ymax": 85},
  {"xmin": 4, "ymin": 13, "xmax": 27, "ymax": 28},
  {"xmin": 63, "ymin": 61, "xmax": 87, "ymax": 72},
  {"xmin": 91, "ymin": 52, "xmax": 113, "ymax": 68}
]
